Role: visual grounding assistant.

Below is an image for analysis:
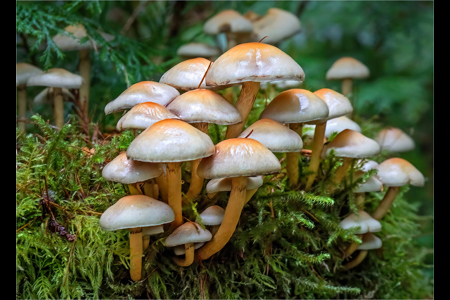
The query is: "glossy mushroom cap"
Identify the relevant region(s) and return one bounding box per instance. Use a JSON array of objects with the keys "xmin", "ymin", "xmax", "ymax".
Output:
[
  {"xmin": 116, "ymin": 102, "xmax": 180, "ymax": 131},
  {"xmin": 199, "ymin": 205, "xmax": 225, "ymax": 226},
  {"xmin": 376, "ymin": 157, "xmax": 425, "ymax": 187},
  {"xmin": 102, "ymin": 152, "xmax": 164, "ymax": 184},
  {"xmin": 375, "ymin": 127, "xmax": 415, "ymax": 153},
  {"xmin": 104, "ymin": 81, "xmax": 180, "ymax": 115},
  {"xmin": 357, "ymin": 233, "xmax": 382, "ymax": 250},
  {"xmin": 340, "ymin": 211, "xmax": 382, "ymax": 234},
  {"xmin": 203, "ymin": 10, "xmax": 253, "ymax": 35},
  {"xmin": 205, "ymin": 42, "xmax": 305, "ymax": 87},
  {"xmin": 126, "ymin": 119, "xmax": 215, "ymax": 163},
  {"xmin": 142, "ymin": 225, "xmax": 164, "ymax": 236},
  {"xmin": 16, "ymin": 63, "xmax": 43, "ymax": 86},
  {"xmin": 99, "ymin": 195, "xmax": 175, "ymax": 231},
  {"xmin": 174, "ymin": 242, "xmax": 205, "ymax": 255},
  {"xmin": 303, "ymin": 116, "xmax": 361, "ymax": 138},
  {"xmin": 177, "ymin": 43, "xmax": 221, "ymax": 59},
  {"xmin": 326, "ymin": 57, "xmax": 369, "ymax": 80},
  {"xmin": 165, "ymin": 222, "xmax": 212, "ymax": 247},
  {"xmin": 237, "ymin": 119, "xmax": 303, "ymax": 153},
  {"xmin": 206, "ymin": 176, "xmax": 264, "ymax": 194},
  {"xmin": 166, "ymin": 89, "xmax": 242, "ymax": 125},
  {"xmin": 259, "ymin": 89, "xmax": 329, "ymax": 125},
  {"xmin": 52, "ymin": 23, "xmax": 115, "ymax": 51},
  {"xmin": 197, "ymin": 138, "xmax": 281, "ymax": 179},
  {"xmin": 34, "ymin": 87, "xmax": 75, "ymax": 105},
  {"xmin": 313, "ymin": 88, "xmax": 353, "ymax": 121},
  {"xmin": 252, "ymin": 8, "xmax": 301, "ymax": 44},
  {"xmin": 26, "ymin": 68, "xmax": 83, "ymax": 89},
  {"xmin": 159, "ymin": 58, "xmax": 215, "ymax": 91},
  {"xmin": 321, "ymin": 129, "xmax": 380, "ymax": 158}
]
